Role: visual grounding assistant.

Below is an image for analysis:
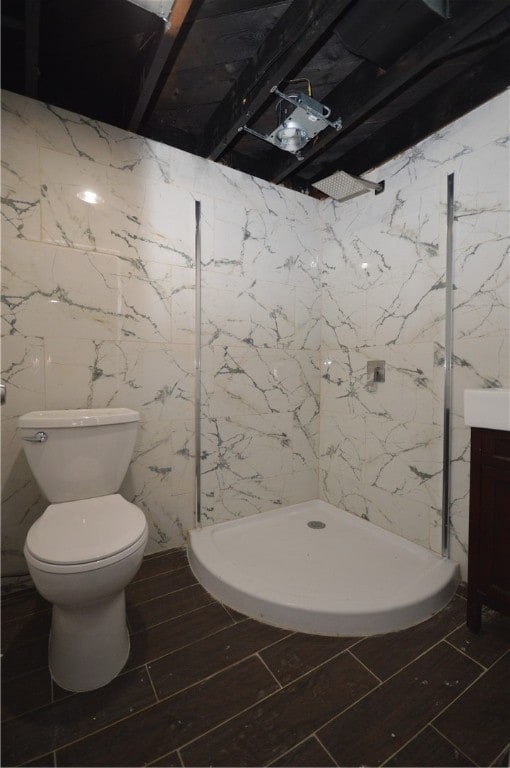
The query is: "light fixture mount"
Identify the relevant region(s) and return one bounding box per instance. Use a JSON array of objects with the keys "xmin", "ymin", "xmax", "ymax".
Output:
[{"xmin": 240, "ymin": 86, "xmax": 341, "ymax": 160}]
